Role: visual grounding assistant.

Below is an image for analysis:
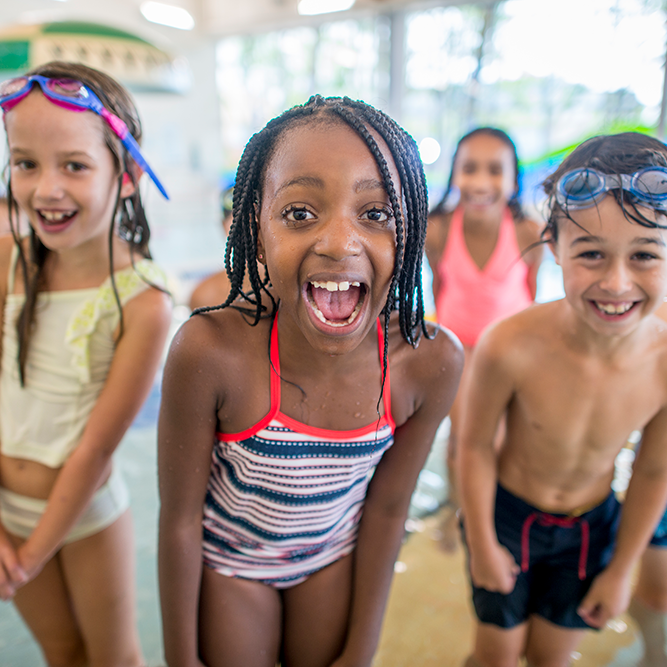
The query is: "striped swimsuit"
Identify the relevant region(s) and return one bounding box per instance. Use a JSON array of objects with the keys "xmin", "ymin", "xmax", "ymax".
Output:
[{"xmin": 202, "ymin": 317, "xmax": 395, "ymax": 588}]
